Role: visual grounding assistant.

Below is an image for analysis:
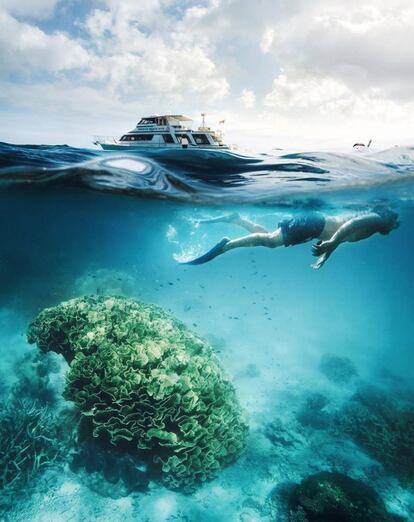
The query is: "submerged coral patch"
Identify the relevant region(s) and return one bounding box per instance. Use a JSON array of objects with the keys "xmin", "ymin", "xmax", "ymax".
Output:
[
  {"xmin": 289, "ymin": 471, "xmax": 404, "ymax": 522},
  {"xmin": 319, "ymin": 354, "xmax": 358, "ymax": 385},
  {"xmin": 337, "ymin": 386, "xmax": 414, "ymax": 485},
  {"xmin": 0, "ymin": 399, "xmax": 63, "ymax": 514},
  {"xmin": 27, "ymin": 295, "xmax": 248, "ymax": 492}
]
